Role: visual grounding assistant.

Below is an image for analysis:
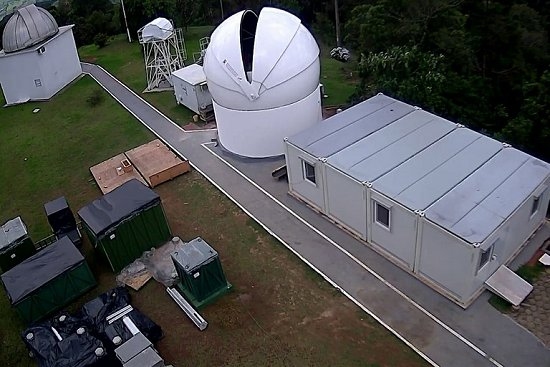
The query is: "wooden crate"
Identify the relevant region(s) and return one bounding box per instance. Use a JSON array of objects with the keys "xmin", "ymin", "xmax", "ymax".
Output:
[{"xmin": 126, "ymin": 139, "xmax": 191, "ymax": 188}]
